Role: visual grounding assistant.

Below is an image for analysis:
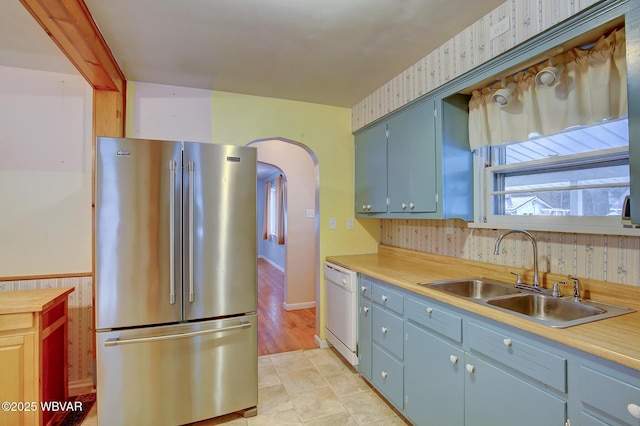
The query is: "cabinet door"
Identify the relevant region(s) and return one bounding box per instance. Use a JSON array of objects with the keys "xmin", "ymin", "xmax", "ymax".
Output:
[
  {"xmin": 387, "ymin": 101, "xmax": 437, "ymax": 213},
  {"xmin": 354, "ymin": 123, "xmax": 387, "ymax": 214},
  {"xmin": 404, "ymin": 322, "xmax": 464, "ymax": 426},
  {"xmin": 0, "ymin": 334, "xmax": 36, "ymax": 426},
  {"xmin": 578, "ymin": 364, "xmax": 640, "ymax": 426},
  {"xmin": 358, "ymin": 298, "xmax": 372, "ymax": 380},
  {"xmin": 465, "ymin": 354, "xmax": 566, "ymax": 426}
]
